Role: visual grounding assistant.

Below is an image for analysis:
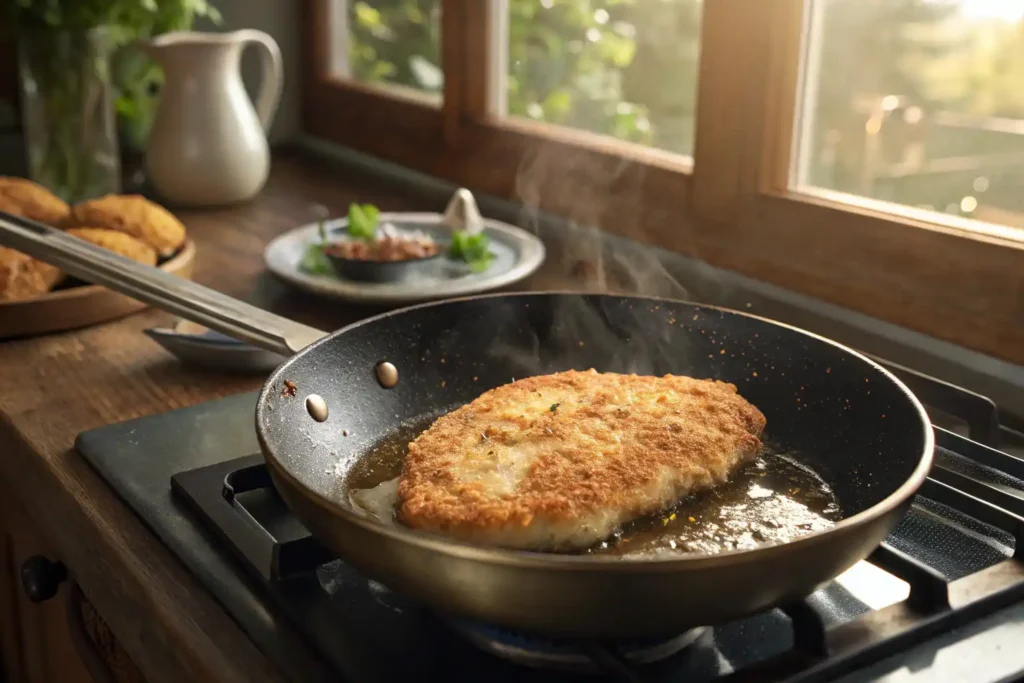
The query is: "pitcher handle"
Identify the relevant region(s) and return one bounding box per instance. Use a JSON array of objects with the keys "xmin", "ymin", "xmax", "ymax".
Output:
[{"xmin": 238, "ymin": 29, "xmax": 283, "ymax": 131}]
